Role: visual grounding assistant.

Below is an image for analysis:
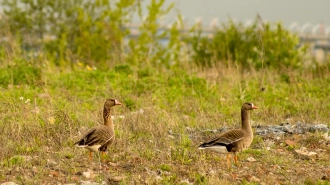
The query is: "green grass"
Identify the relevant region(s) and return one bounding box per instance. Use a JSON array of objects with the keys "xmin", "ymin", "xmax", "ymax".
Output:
[{"xmin": 0, "ymin": 65, "xmax": 330, "ymax": 184}]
